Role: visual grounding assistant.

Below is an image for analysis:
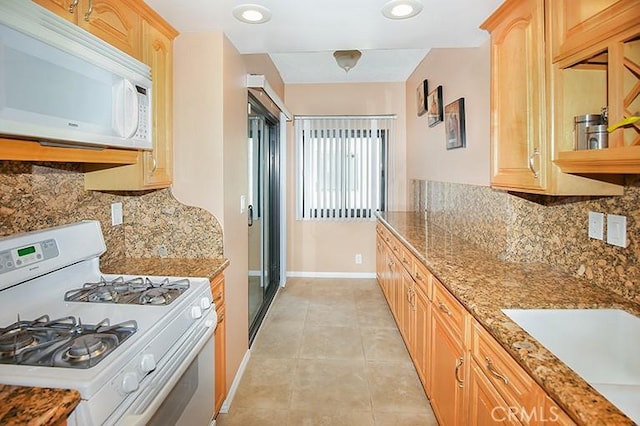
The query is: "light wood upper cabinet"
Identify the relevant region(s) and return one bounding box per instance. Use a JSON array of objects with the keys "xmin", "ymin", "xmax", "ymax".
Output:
[
  {"xmin": 482, "ymin": 0, "xmax": 547, "ymax": 193},
  {"xmin": 85, "ymin": 13, "xmax": 177, "ymax": 190},
  {"xmin": 481, "ymin": 0, "xmax": 627, "ymax": 194},
  {"xmin": 552, "ymin": 0, "xmax": 640, "ymax": 174},
  {"xmin": 33, "ymin": 0, "xmax": 142, "ymax": 60}
]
